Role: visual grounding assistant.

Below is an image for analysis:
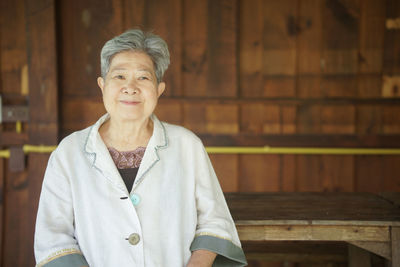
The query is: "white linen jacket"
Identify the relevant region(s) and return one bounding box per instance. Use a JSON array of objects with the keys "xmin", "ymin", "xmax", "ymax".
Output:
[{"xmin": 34, "ymin": 114, "xmax": 247, "ymax": 267}]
